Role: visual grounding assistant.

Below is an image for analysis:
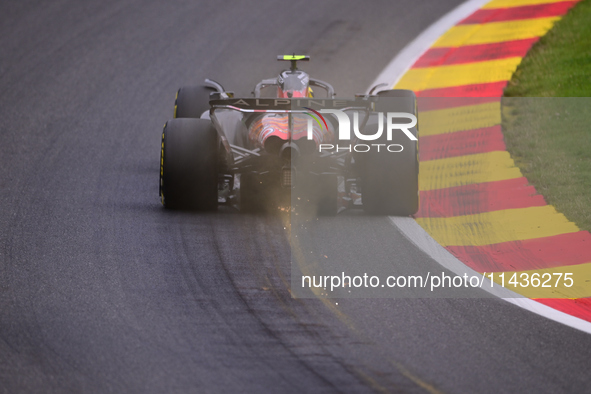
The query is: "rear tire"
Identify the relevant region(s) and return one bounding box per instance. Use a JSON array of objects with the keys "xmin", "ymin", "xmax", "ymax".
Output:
[
  {"xmin": 375, "ymin": 89, "xmax": 416, "ymax": 113},
  {"xmin": 174, "ymin": 86, "xmax": 214, "ymax": 119},
  {"xmin": 160, "ymin": 118, "xmax": 219, "ymax": 210},
  {"xmin": 360, "ymin": 89, "xmax": 418, "ymax": 216}
]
